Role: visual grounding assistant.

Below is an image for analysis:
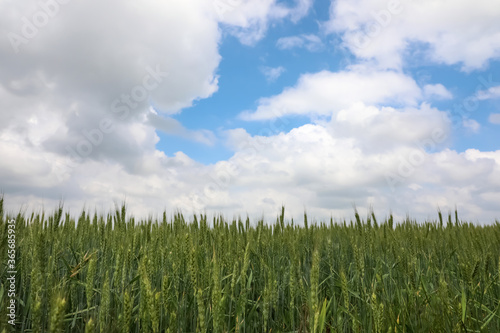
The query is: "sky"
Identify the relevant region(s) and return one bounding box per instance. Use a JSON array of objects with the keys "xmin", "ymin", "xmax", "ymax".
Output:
[{"xmin": 1, "ymin": 0, "xmax": 500, "ymax": 223}]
